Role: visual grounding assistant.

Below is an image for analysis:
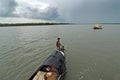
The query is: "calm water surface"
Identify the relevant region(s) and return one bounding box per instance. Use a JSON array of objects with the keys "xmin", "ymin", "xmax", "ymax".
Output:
[{"xmin": 0, "ymin": 24, "xmax": 120, "ymax": 80}]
